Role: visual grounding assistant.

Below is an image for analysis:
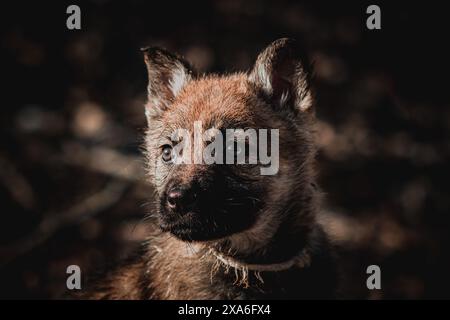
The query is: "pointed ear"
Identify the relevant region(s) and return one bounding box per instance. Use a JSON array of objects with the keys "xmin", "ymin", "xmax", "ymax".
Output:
[
  {"xmin": 141, "ymin": 47, "xmax": 195, "ymax": 118},
  {"xmin": 249, "ymin": 38, "xmax": 313, "ymax": 113}
]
